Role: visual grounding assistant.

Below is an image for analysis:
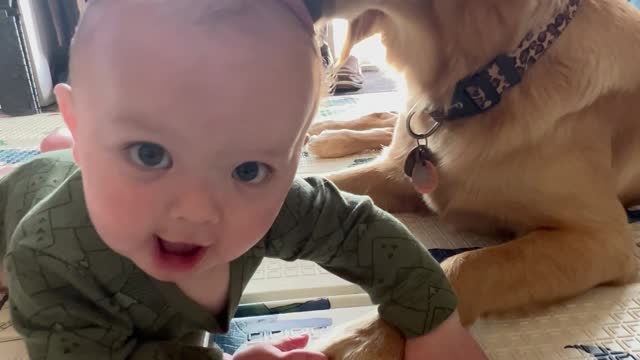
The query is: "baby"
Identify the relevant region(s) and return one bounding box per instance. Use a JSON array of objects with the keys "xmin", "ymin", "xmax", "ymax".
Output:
[{"xmin": 0, "ymin": 1, "xmax": 487, "ymax": 359}]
